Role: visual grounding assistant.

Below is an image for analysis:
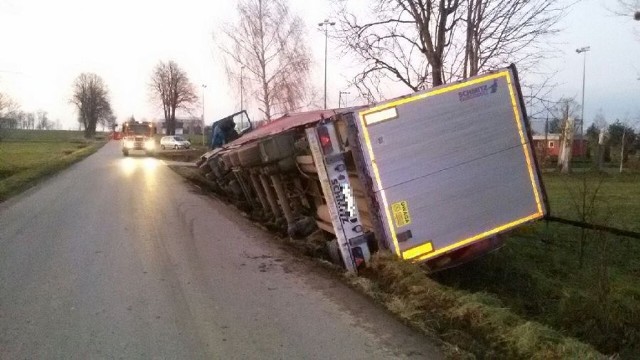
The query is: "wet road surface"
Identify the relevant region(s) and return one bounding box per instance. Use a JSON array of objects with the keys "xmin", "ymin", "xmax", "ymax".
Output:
[{"xmin": 0, "ymin": 141, "xmax": 442, "ymax": 359}]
